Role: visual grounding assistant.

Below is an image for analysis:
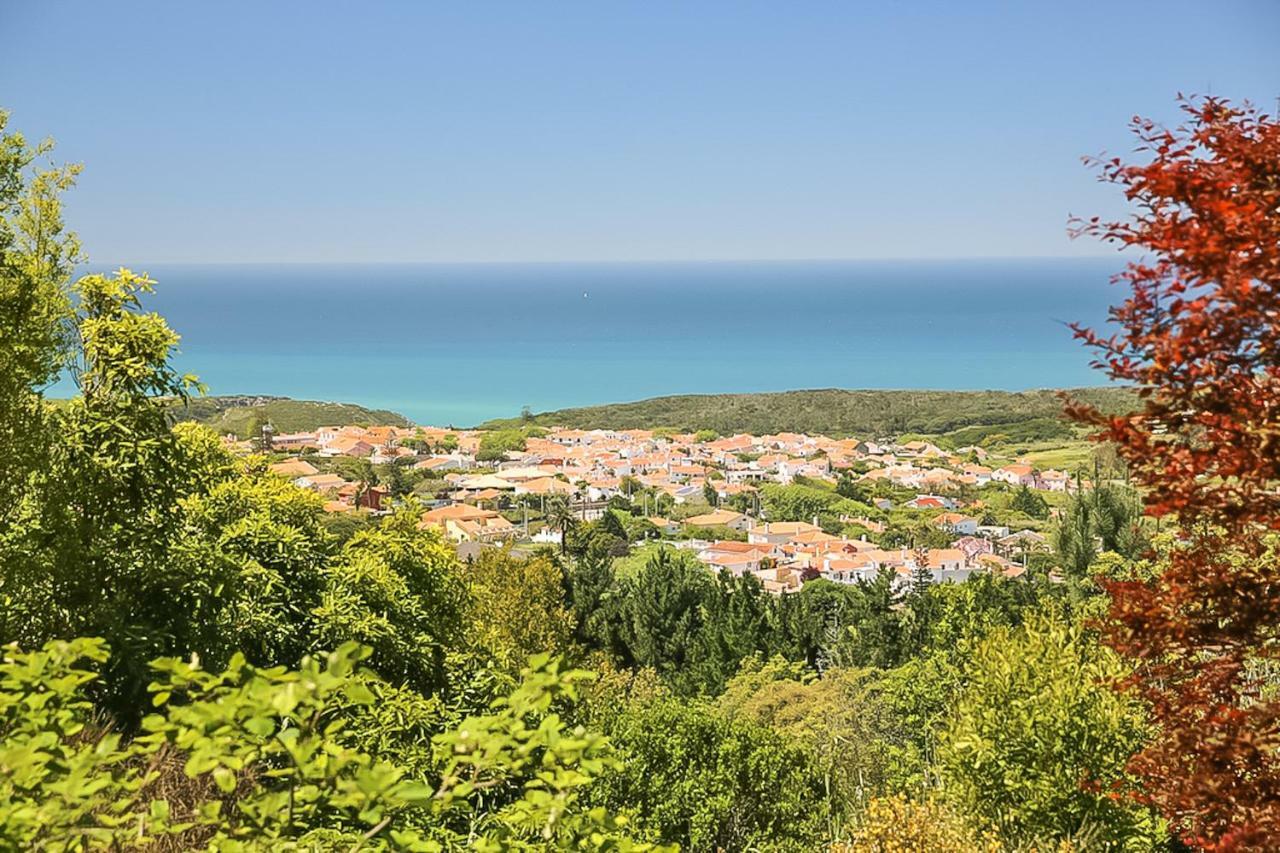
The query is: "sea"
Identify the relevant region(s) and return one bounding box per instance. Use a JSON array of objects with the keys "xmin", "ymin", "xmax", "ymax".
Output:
[{"xmin": 56, "ymin": 258, "xmax": 1122, "ymax": 427}]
